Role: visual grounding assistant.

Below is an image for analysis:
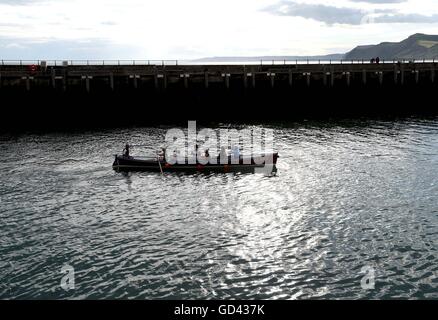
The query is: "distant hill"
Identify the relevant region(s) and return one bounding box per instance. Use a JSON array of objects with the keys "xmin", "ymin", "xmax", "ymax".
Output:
[
  {"xmin": 345, "ymin": 33, "xmax": 438, "ymax": 60},
  {"xmin": 191, "ymin": 54, "xmax": 345, "ymax": 63},
  {"xmin": 194, "ymin": 34, "xmax": 438, "ymax": 62}
]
